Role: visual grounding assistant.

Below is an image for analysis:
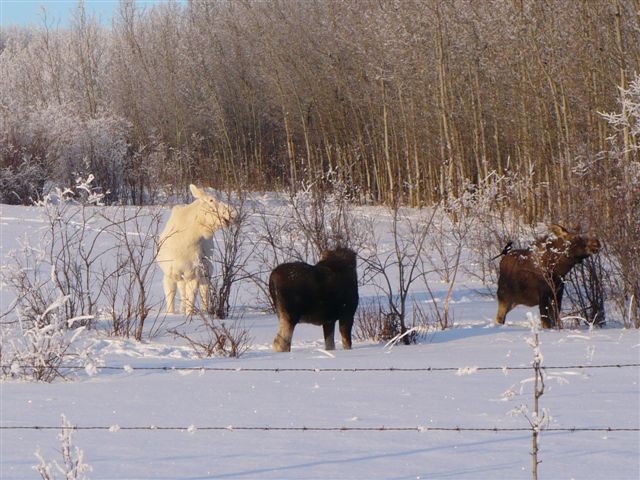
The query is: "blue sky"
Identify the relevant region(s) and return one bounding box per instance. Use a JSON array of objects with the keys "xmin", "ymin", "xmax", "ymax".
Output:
[{"xmin": 0, "ymin": 0, "xmax": 182, "ymax": 28}]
